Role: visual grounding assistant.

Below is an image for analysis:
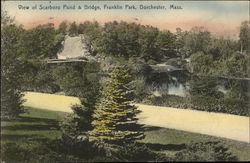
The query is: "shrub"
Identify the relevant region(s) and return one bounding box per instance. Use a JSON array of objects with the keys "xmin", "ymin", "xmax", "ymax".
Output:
[
  {"xmin": 155, "ymin": 153, "xmax": 175, "ymax": 162},
  {"xmin": 223, "ymin": 98, "xmax": 249, "ymax": 116},
  {"xmin": 142, "ymin": 94, "xmax": 188, "ymax": 109},
  {"xmin": 1, "ymin": 141, "xmax": 67, "ymax": 163},
  {"xmin": 174, "ymin": 142, "xmax": 238, "ymax": 162},
  {"xmin": 190, "ymin": 94, "xmax": 224, "ymax": 112},
  {"xmin": 87, "ymin": 142, "xmax": 173, "ymax": 162},
  {"xmin": 118, "ymin": 143, "xmax": 156, "ymax": 161},
  {"xmin": 132, "ymin": 78, "xmax": 150, "ymax": 102},
  {"xmin": 142, "ymin": 93, "xmax": 249, "ymax": 116},
  {"xmin": 114, "ymin": 143, "xmax": 159, "ymax": 162},
  {"xmin": 1, "ymin": 142, "xmax": 31, "ymax": 163}
]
